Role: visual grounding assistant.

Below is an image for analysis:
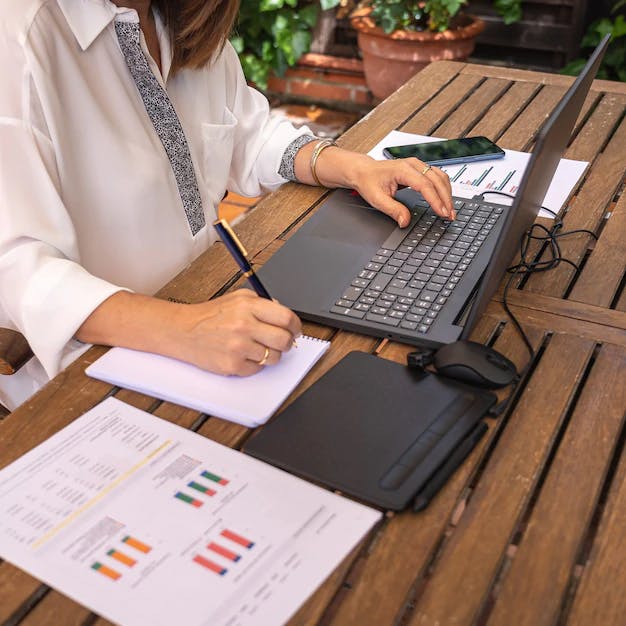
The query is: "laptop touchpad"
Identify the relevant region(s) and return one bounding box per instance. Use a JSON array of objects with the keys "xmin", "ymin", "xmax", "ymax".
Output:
[{"xmin": 305, "ymin": 195, "xmax": 396, "ymax": 247}]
